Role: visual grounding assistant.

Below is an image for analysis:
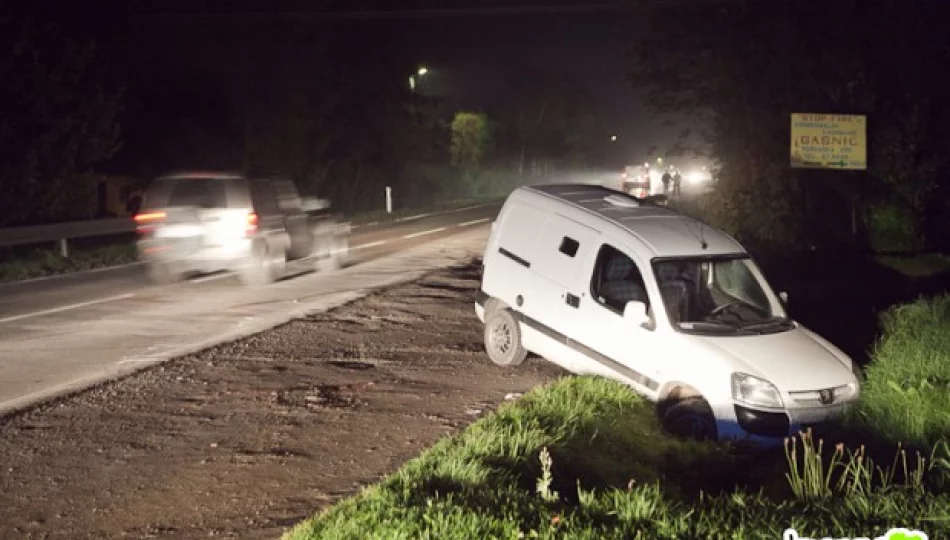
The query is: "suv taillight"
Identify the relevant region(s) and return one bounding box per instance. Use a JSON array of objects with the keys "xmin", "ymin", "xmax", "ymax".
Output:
[
  {"xmin": 133, "ymin": 211, "xmax": 165, "ymax": 235},
  {"xmin": 246, "ymin": 212, "xmax": 259, "ymax": 236}
]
